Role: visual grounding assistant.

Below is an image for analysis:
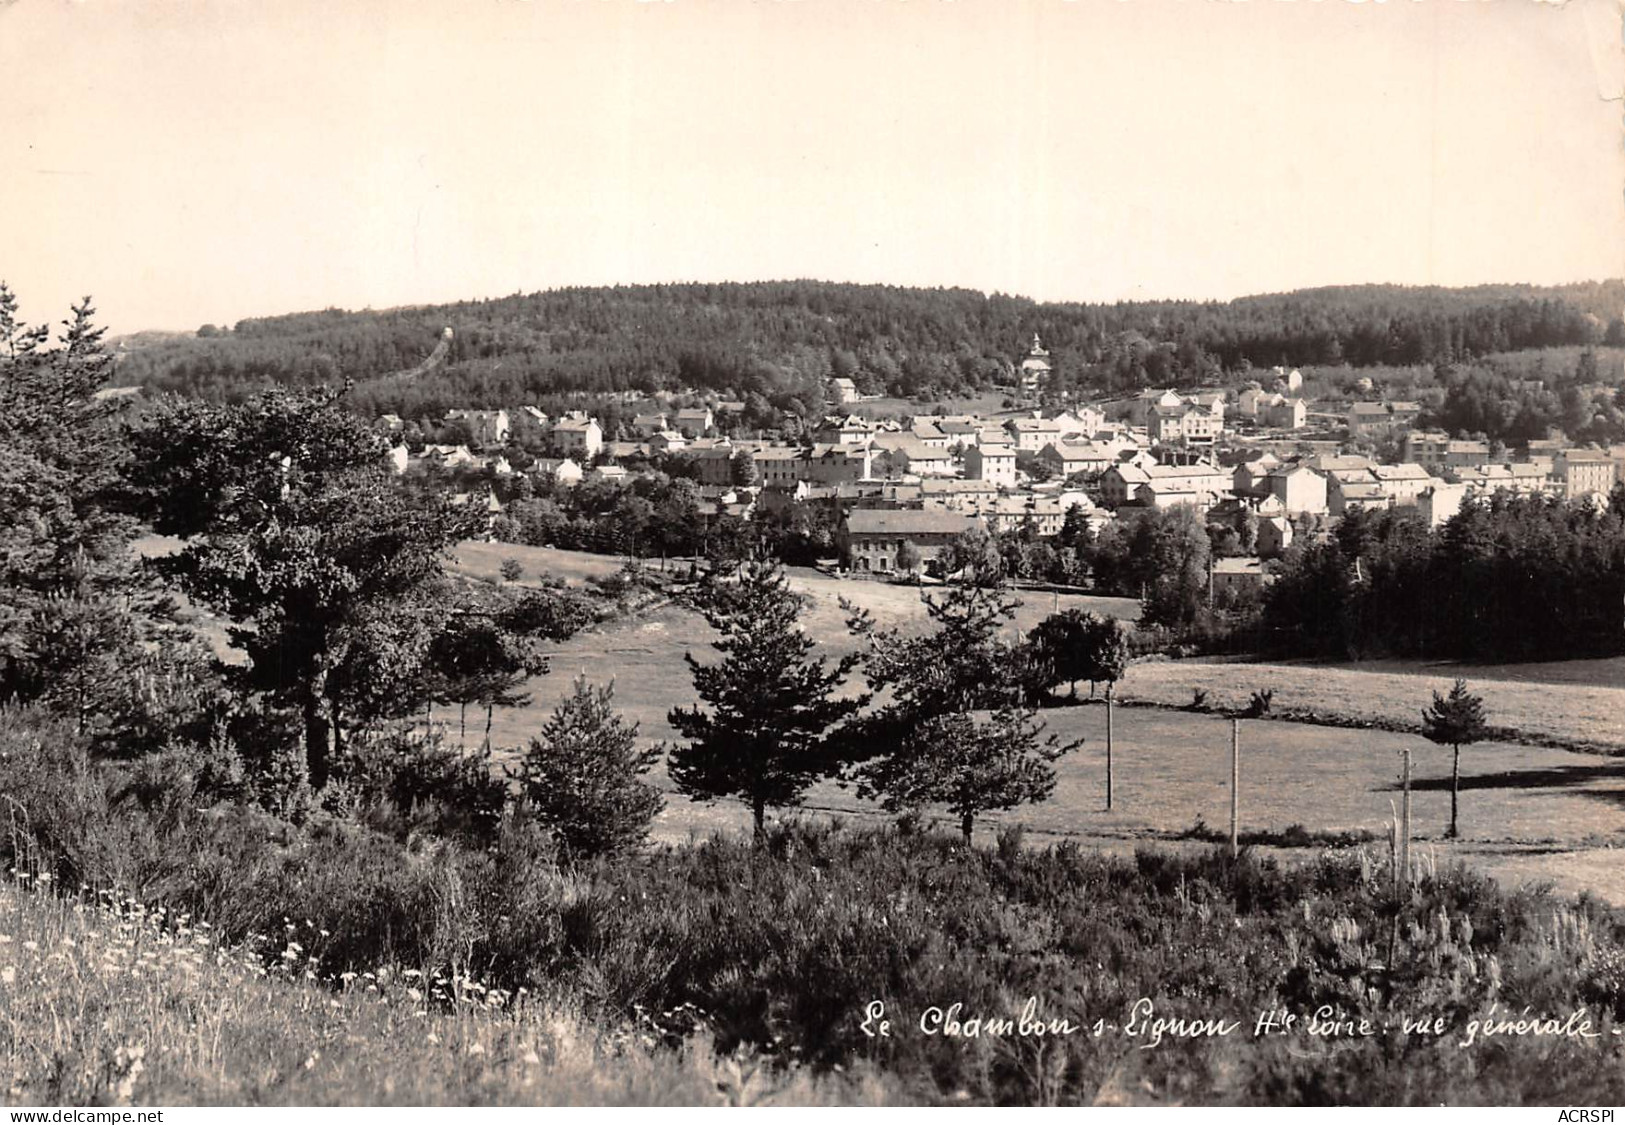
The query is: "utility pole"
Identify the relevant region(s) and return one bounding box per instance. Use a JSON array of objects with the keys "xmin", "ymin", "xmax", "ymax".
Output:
[
  {"xmin": 1230, "ymin": 717, "xmax": 1240, "ymax": 859},
  {"xmin": 1399, "ymin": 748, "xmax": 1413, "ymax": 895},
  {"xmin": 1105, "ymin": 690, "xmax": 1115, "ymax": 811}
]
